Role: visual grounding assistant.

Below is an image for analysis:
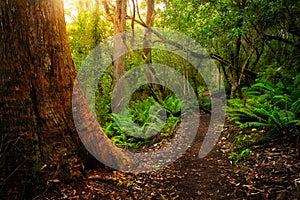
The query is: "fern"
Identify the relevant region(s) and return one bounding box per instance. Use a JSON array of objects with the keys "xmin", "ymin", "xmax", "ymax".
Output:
[
  {"xmin": 239, "ymin": 122, "xmax": 272, "ymax": 129},
  {"xmin": 291, "ymin": 98, "xmax": 300, "ymax": 117},
  {"xmin": 103, "ymin": 96, "xmax": 182, "ymax": 148},
  {"xmin": 227, "ymin": 78, "xmax": 300, "ymax": 133},
  {"xmin": 164, "ymin": 95, "xmax": 181, "ymax": 116},
  {"xmin": 227, "ymin": 98, "xmax": 298, "ymax": 131}
]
